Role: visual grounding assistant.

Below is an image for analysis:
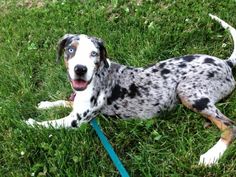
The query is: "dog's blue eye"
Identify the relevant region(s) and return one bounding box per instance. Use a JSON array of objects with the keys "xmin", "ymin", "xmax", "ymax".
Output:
[
  {"xmin": 68, "ymin": 47, "xmax": 74, "ymax": 53},
  {"xmin": 91, "ymin": 51, "xmax": 98, "ymax": 57}
]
